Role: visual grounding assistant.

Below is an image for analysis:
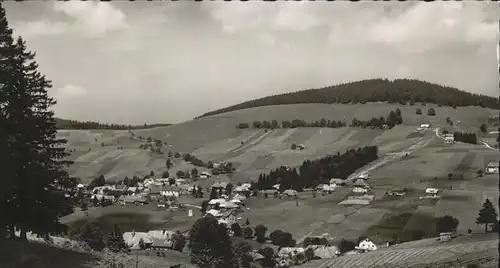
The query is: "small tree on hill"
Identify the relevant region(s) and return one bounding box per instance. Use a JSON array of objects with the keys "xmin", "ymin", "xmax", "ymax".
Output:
[
  {"xmin": 480, "ymin": 124, "xmax": 488, "ymax": 134},
  {"xmin": 172, "ymin": 231, "xmax": 186, "ymax": 252},
  {"xmin": 242, "ymin": 226, "xmax": 253, "ymax": 239},
  {"xmin": 231, "ymin": 223, "xmax": 242, "ymax": 237},
  {"xmin": 166, "ymin": 159, "xmax": 173, "ymax": 169},
  {"xmin": 106, "ymin": 224, "xmax": 127, "ymax": 253},
  {"xmin": 476, "ymin": 199, "xmax": 498, "ymax": 233},
  {"xmin": 162, "ymin": 170, "xmax": 170, "ymax": 179},
  {"xmin": 416, "ymin": 108, "xmax": 422, "ymax": 115},
  {"xmin": 338, "ymin": 239, "xmax": 356, "ymax": 254},
  {"xmin": 254, "ymin": 224, "xmax": 268, "ymax": 243},
  {"xmin": 435, "ymin": 215, "xmax": 459, "ymax": 234},
  {"xmin": 191, "ymin": 168, "xmax": 199, "ymax": 178},
  {"xmin": 75, "ymin": 222, "xmax": 105, "ymax": 251},
  {"xmin": 200, "ymin": 200, "xmax": 209, "ymax": 215},
  {"xmin": 427, "ymin": 108, "xmax": 436, "ymax": 116}
]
